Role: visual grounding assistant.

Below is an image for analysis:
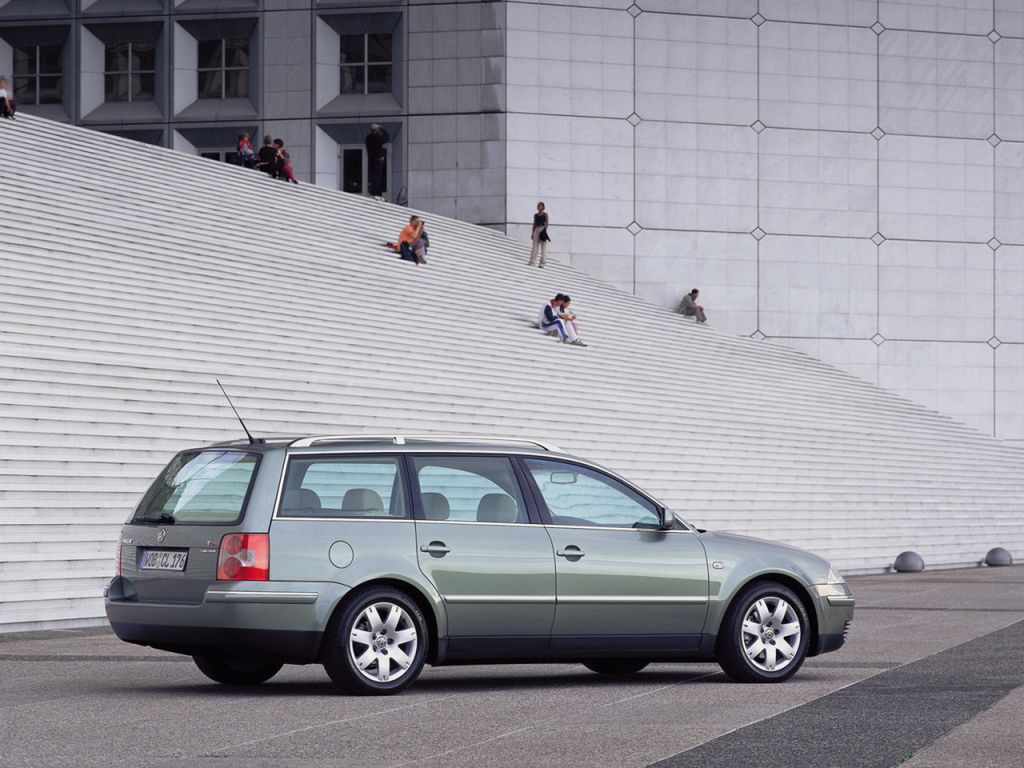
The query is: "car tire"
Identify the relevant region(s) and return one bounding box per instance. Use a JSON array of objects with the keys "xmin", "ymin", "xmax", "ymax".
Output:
[
  {"xmin": 583, "ymin": 660, "xmax": 649, "ymax": 676},
  {"xmin": 322, "ymin": 587, "xmax": 428, "ymax": 695},
  {"xmin": 192, "ymin": 655, "xmax": 283, "ymax": 685},
  {"xmin": 716, "ymin": 581, "xmax": 810, "ymax": 683}
]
